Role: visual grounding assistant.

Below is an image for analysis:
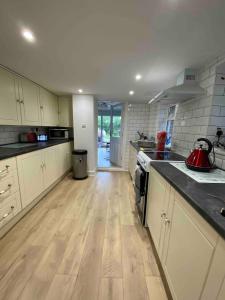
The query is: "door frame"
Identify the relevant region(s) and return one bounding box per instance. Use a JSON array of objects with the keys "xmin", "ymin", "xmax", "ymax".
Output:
[{"xmin": 96, "ymin": 101, "xmax": 127, "ymax": 170}]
